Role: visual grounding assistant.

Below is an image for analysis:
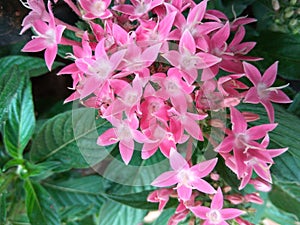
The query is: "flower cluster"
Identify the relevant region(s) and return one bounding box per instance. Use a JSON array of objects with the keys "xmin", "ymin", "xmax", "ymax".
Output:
[{"xmin": 20, "ymin": 0, "xmax": 292, "ymax": 224}]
